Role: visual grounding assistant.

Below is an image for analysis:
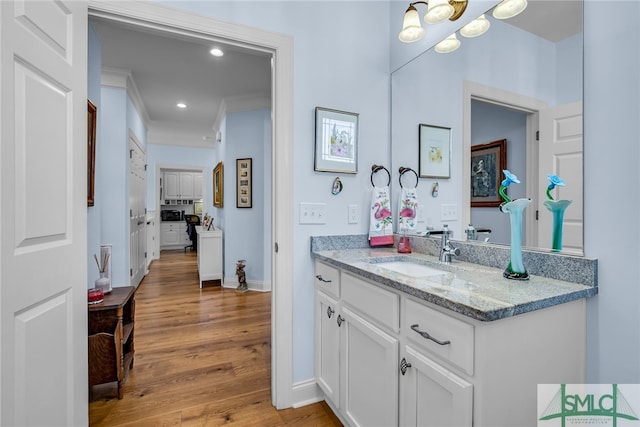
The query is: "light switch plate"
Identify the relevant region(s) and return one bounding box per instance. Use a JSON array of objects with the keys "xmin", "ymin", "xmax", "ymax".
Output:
[
  {"xmin": 441, "ymin": 204, "xmax": 457, "ymax": 221},
  {"xmin": 348, "ymin": 204, "xmax": 359, "ymax": 224},
  {"xmin": 299, "ymin": 202, "xmax": 327, "ymax": 224}
]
